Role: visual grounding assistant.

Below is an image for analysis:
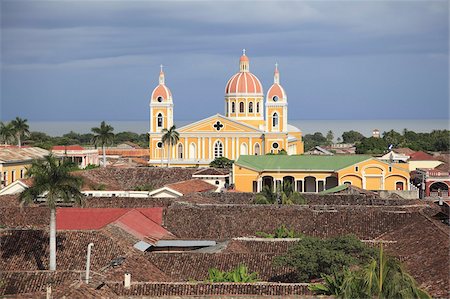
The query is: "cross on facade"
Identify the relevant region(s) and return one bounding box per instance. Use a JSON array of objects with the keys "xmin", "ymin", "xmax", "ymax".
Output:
[{"xmin": 213, "ymin": 121, "xmax": 224, "ymax": 131}]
